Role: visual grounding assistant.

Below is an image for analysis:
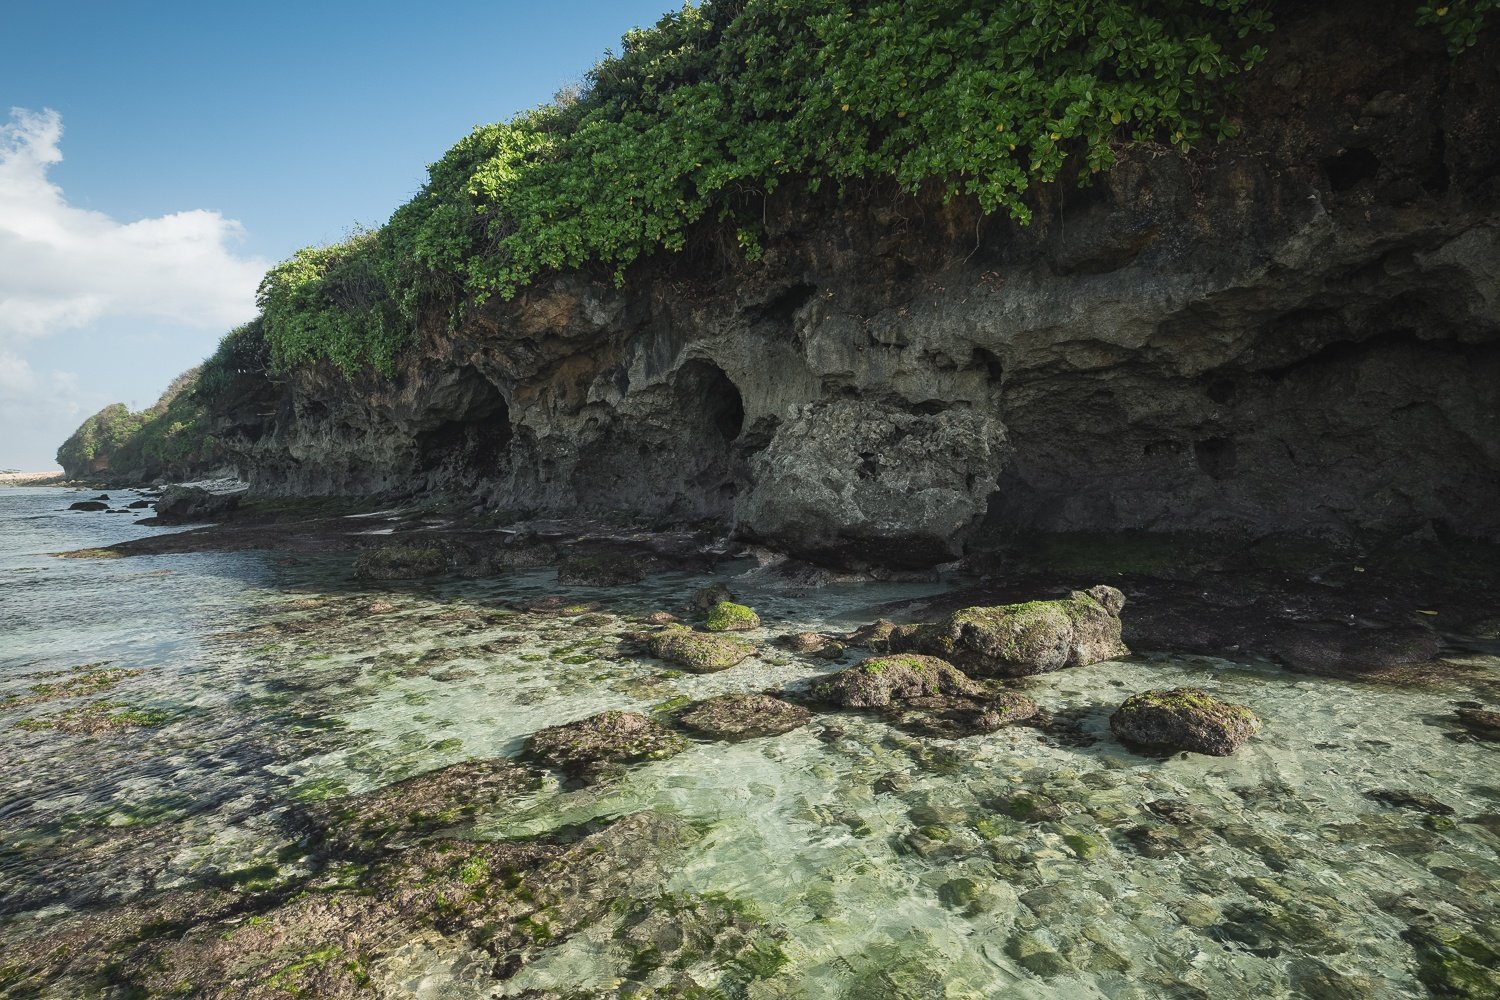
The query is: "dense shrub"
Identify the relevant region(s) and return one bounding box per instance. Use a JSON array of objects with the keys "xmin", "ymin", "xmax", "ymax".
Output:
[{"xmin": 239, "ymin": 1, "xmax": 1498, "ymax": 376}]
